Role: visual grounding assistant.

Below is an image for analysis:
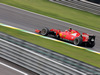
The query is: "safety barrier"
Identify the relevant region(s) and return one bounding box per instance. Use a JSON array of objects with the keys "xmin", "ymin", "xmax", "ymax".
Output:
[
  {"xmin": 0, "ymin": 36, "xmax": 84, "ymax": 75},
  {"xmin": 0, "ymin": 32, "xmax": 100, "ymax": 75},
  {"xmin": 49, "ymin": 0, "xmax": 100, "ymax": 15}
]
